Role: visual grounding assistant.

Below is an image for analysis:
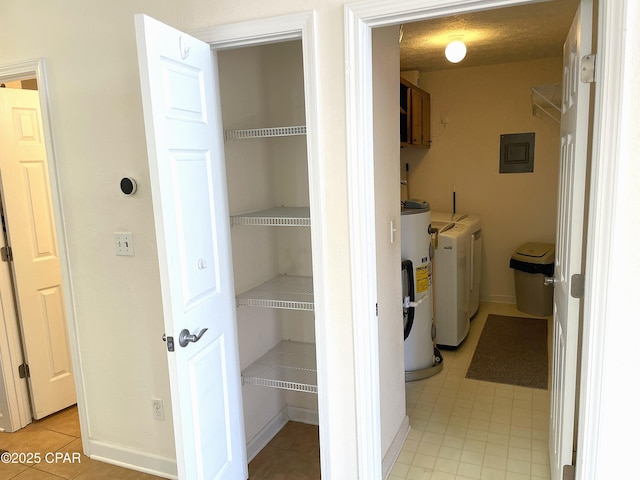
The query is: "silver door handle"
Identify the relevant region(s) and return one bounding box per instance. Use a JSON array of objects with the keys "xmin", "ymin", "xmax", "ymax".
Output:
[
  {"xmin": 544, "ymin": 277, "xmax": 556, "ymax": 286},
  {"xmin": 178, "ymin": 328, "xmax": 208, "ymax": 347}
]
